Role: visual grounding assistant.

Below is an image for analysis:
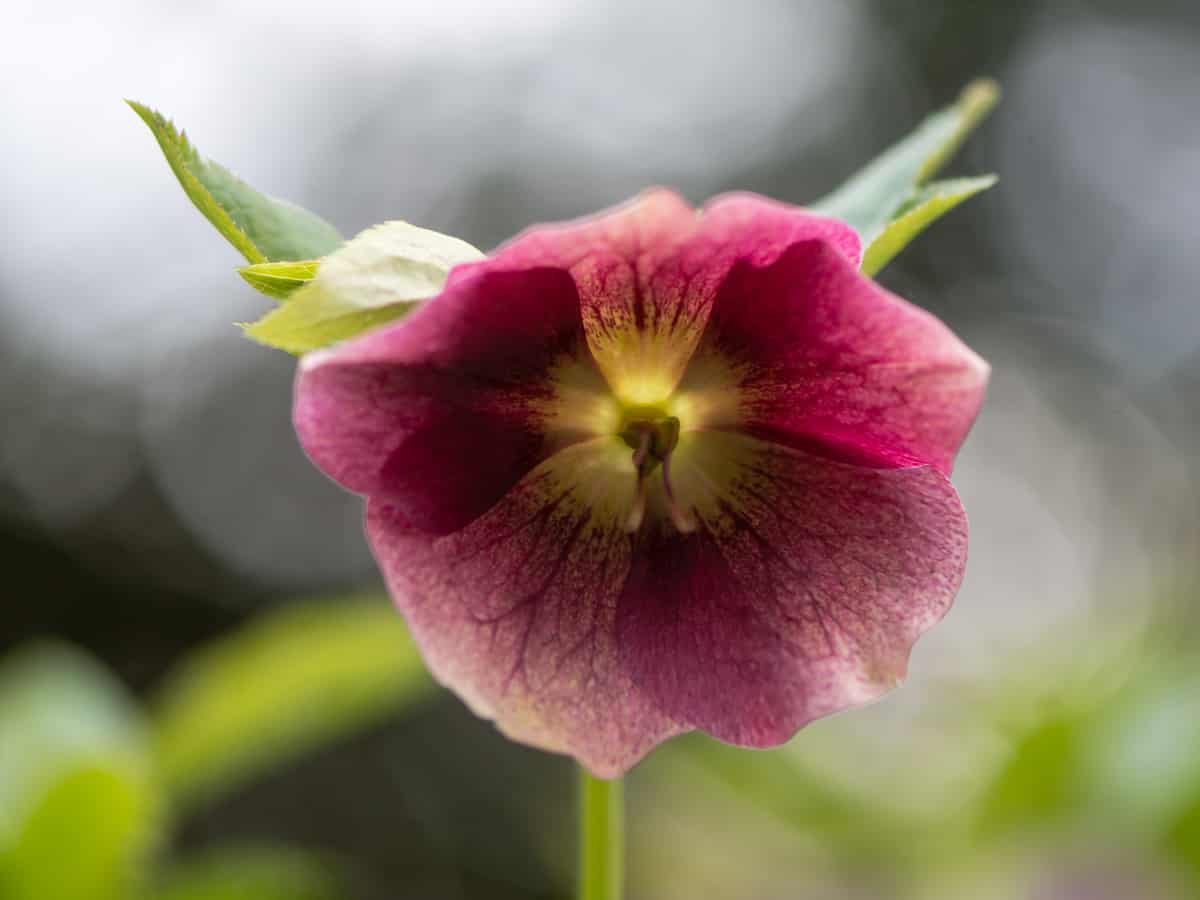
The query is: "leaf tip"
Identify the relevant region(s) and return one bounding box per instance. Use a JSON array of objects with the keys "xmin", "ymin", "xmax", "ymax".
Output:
[{"xmin": 960, "ymin": 78, "xmax": 1001, "ymax": 123}]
